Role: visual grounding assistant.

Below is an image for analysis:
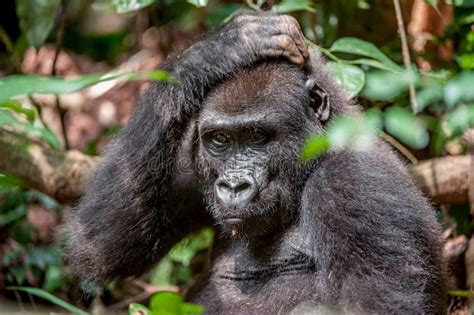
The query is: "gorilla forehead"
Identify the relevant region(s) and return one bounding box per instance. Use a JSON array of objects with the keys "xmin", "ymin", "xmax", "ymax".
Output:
[{"xmin": 202, "ymin": 61, "xmax": 309, "ymax": 117}]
